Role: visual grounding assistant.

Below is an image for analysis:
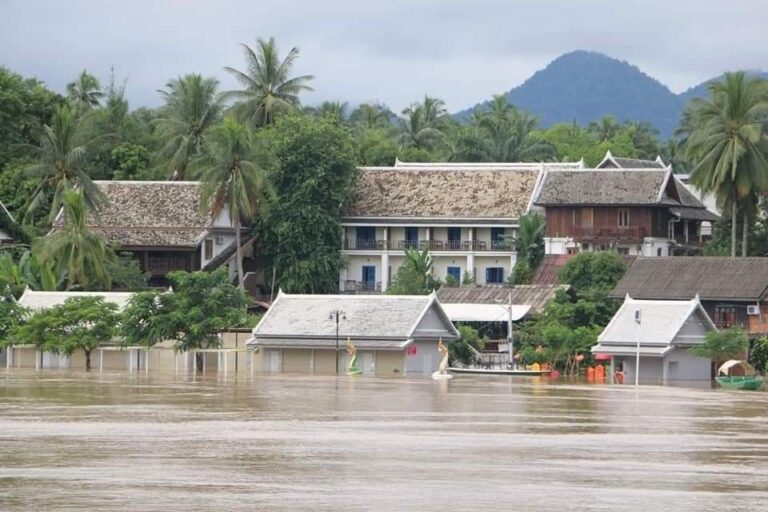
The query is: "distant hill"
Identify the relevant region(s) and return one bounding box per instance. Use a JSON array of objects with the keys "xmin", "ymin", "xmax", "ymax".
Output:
[{"xmin": 455, "ymin": 51, "xmax": 767, "ymax": 139}]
